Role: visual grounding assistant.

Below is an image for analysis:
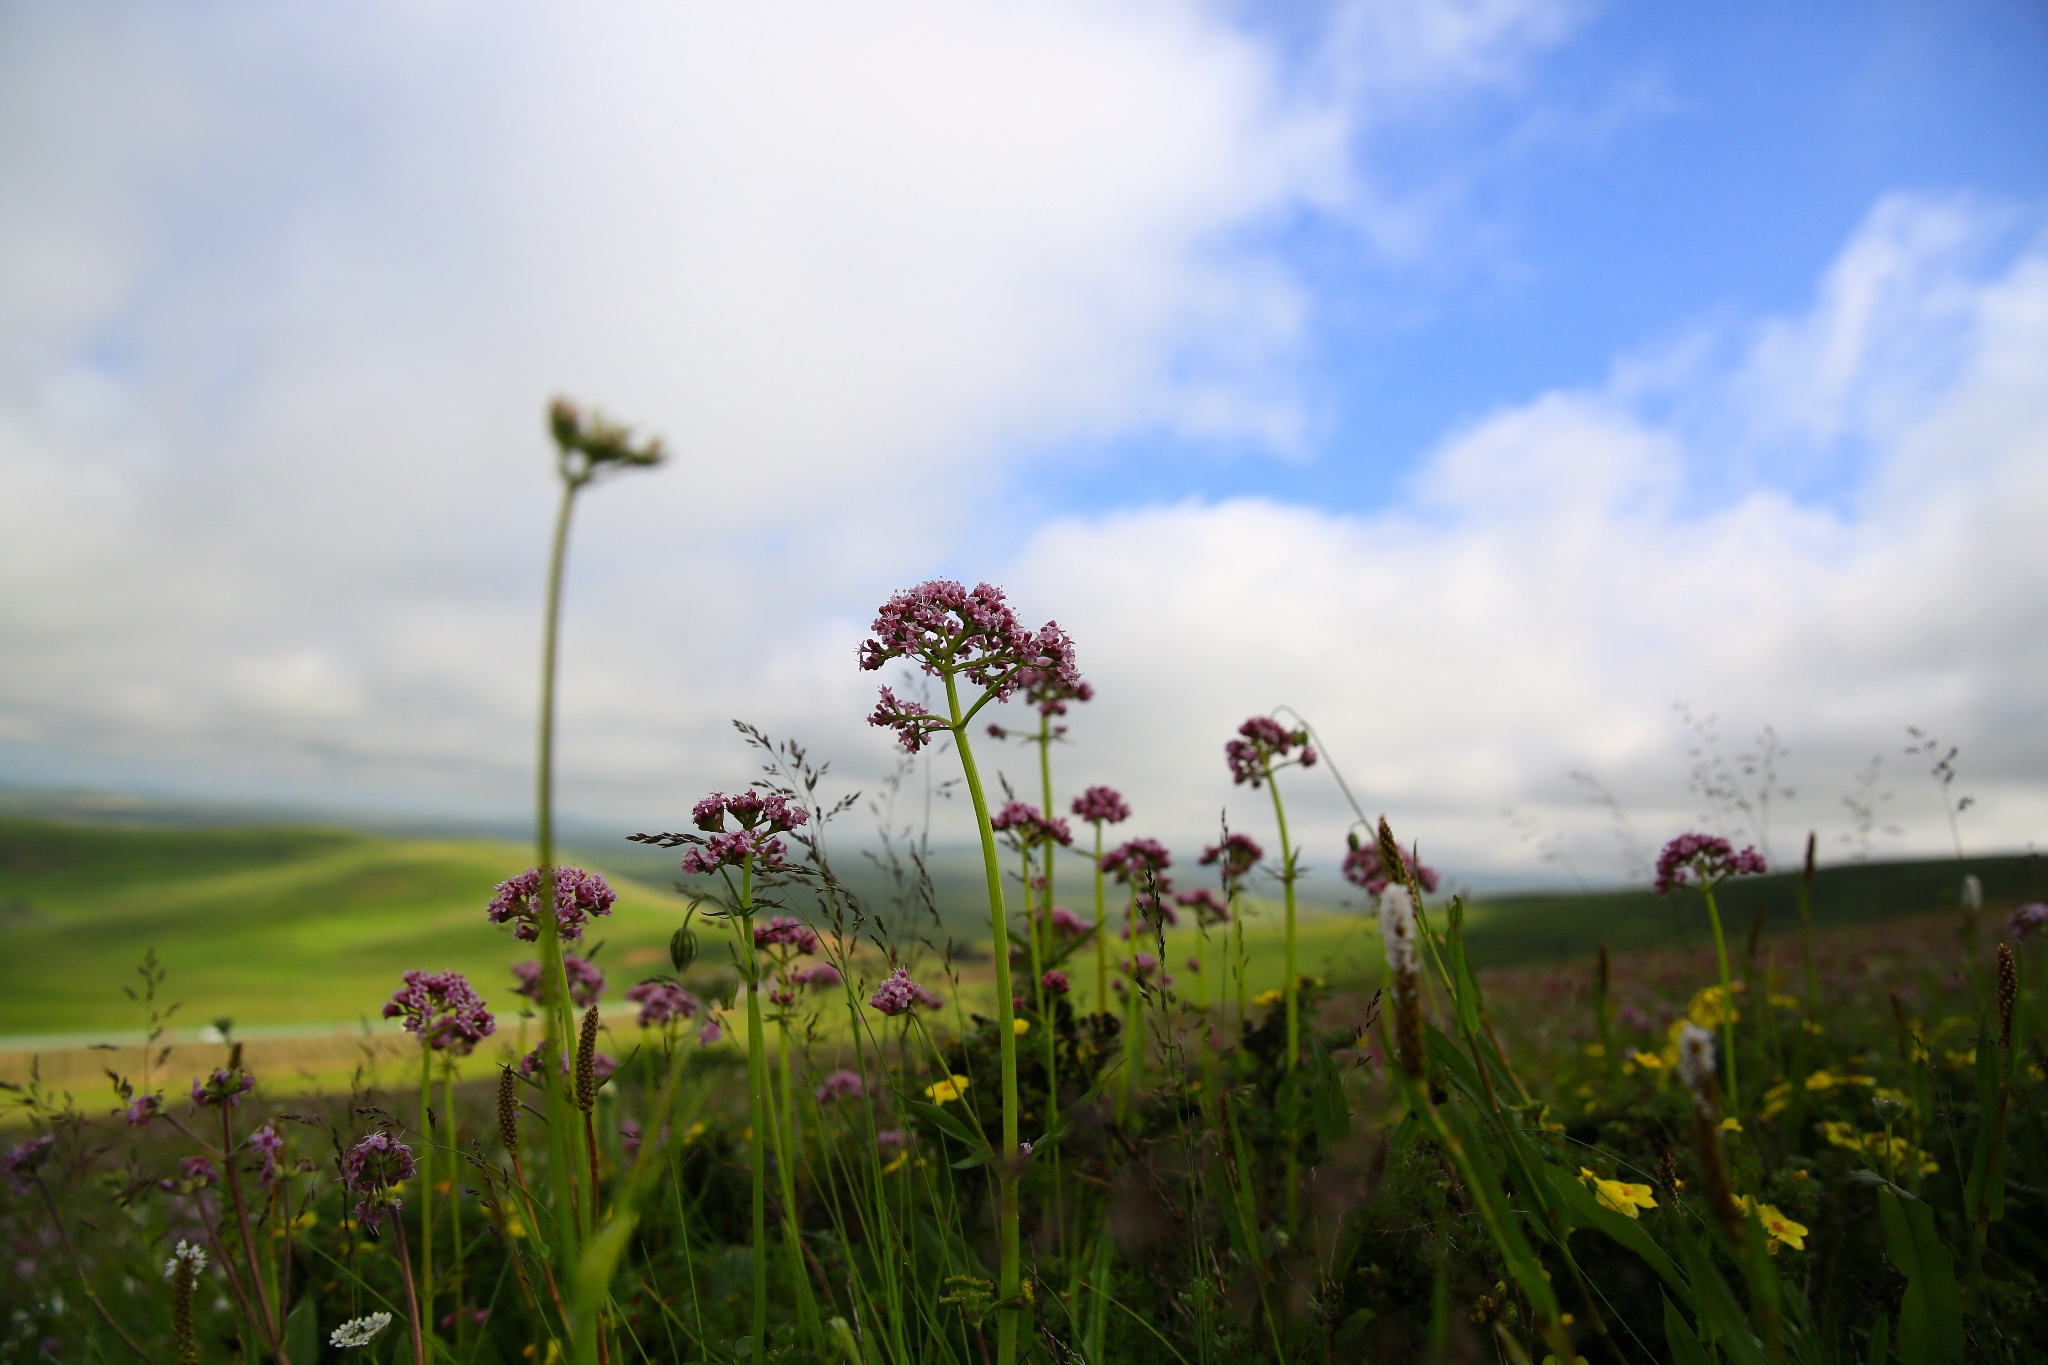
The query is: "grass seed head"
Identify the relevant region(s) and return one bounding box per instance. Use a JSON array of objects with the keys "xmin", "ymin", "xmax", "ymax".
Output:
[{"xmin": 575, "ymin": 1006, "xmax": 601, "ymax": 1112}]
